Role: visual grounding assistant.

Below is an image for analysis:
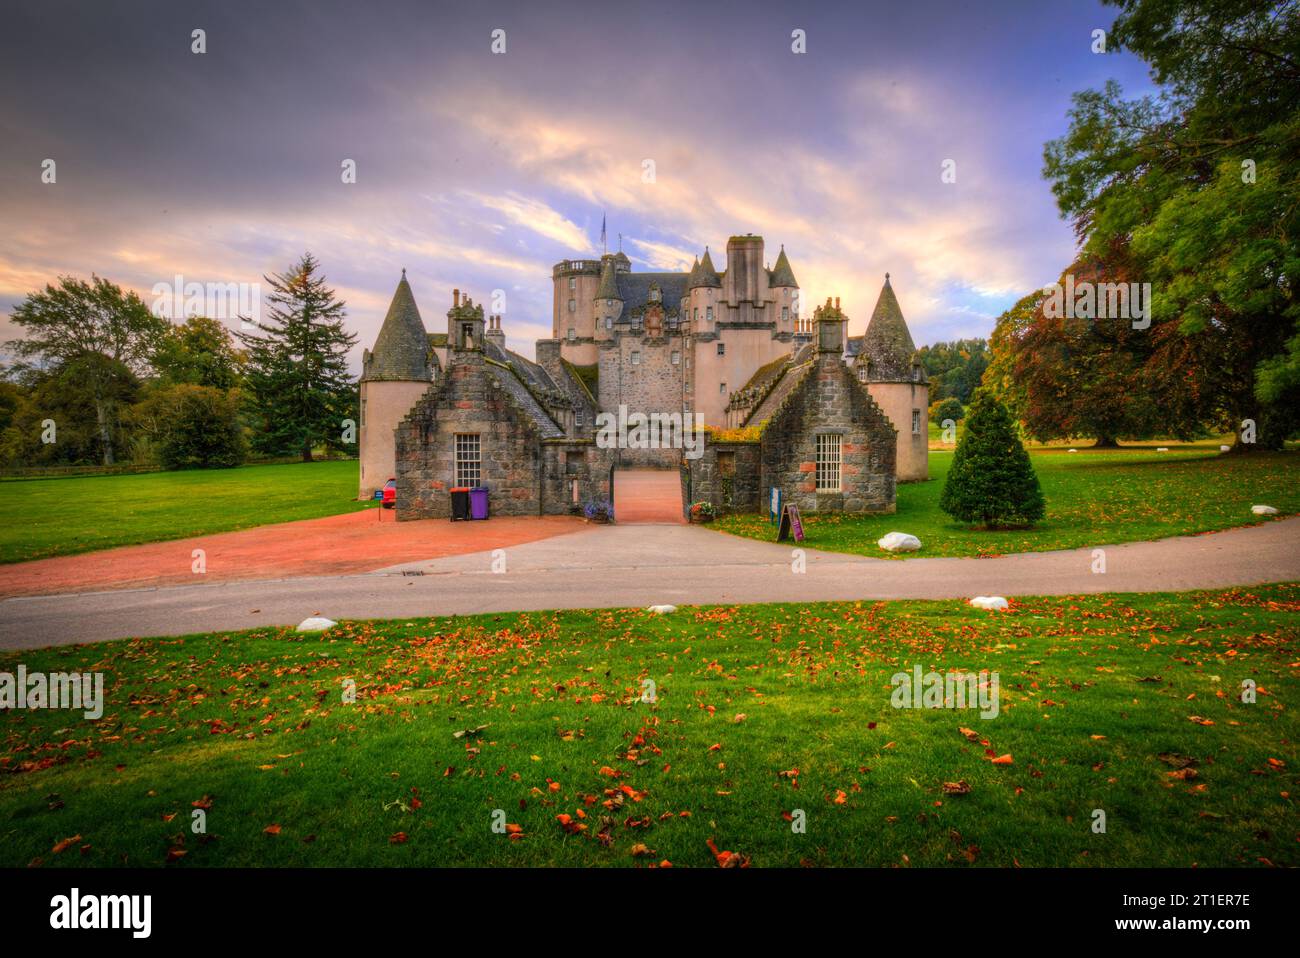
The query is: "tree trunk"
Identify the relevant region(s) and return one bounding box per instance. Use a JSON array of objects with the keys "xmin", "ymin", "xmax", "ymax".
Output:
[
  {"xmin": 301, "ymin": 439, "xmax": 313, "ymax": 463},
  {"xmin": 94, "ymin": 398, "xmax": 115, "ymax": 466},
  {"xmin": 1091, "ymin": 435, "xmax": 1119, "ymax": 449}
]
